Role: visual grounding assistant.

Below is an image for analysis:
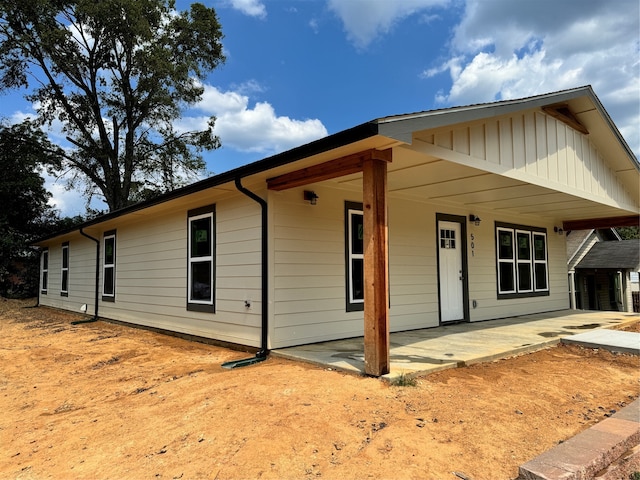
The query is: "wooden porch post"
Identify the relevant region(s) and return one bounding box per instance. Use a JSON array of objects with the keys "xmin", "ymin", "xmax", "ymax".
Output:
[{"xmin": 363, "ymin": 156, "xmax": 390, "ymax": 376}]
